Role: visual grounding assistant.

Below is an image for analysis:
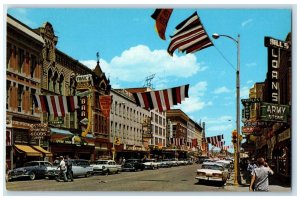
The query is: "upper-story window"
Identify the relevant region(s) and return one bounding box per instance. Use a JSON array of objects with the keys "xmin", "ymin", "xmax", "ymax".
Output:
[
  {"xmin": 30, "ymin": 55, "xmax": 37, "ymax": 78},
  {"xmin": 48, "ymin": 69, "xmax": 53, "ymax": 91},
  {"xmin": 69, "ymin": 76, "xmax": 76, "ymax": 96},
  {"xmin": 17, "ymin": 85, "xmax": 24, "ymax": 112},
  {"xmin": 53, "ymin": 72, "xmax": 58, "ymax": 93},
  {"xmin": 58, "ymin": 74, "xmax": 64, "ymax": 95},
  {"xmin": 6, "ymin": 80, "xmax": 11, "ymax": 110},
  {"xmin": 18, "ymin": 48, "xmax": 24, "ymax": 73}
]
